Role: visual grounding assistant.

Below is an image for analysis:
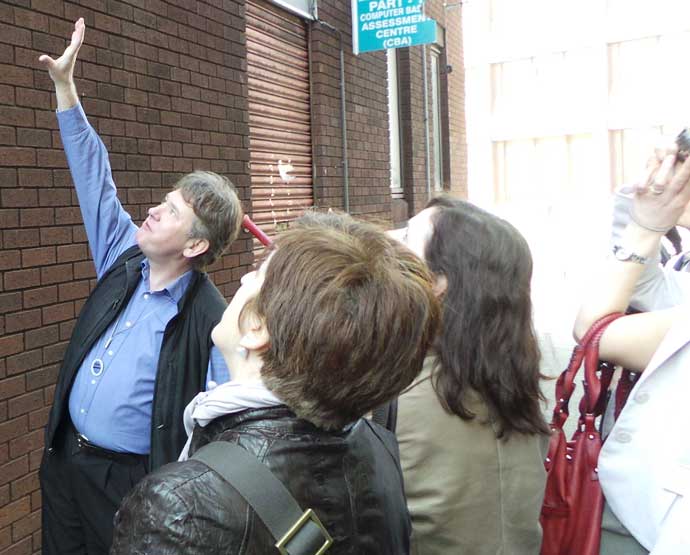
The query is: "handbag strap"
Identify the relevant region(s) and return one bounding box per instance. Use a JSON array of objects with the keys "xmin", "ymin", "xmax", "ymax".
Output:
[
  {"xmin": 550, "ymin": 313, "xmax": 624, "ymax": 430},
  {"xmin": 192, "ymin": 441, "xmax": 333, "ymax": 555}
]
